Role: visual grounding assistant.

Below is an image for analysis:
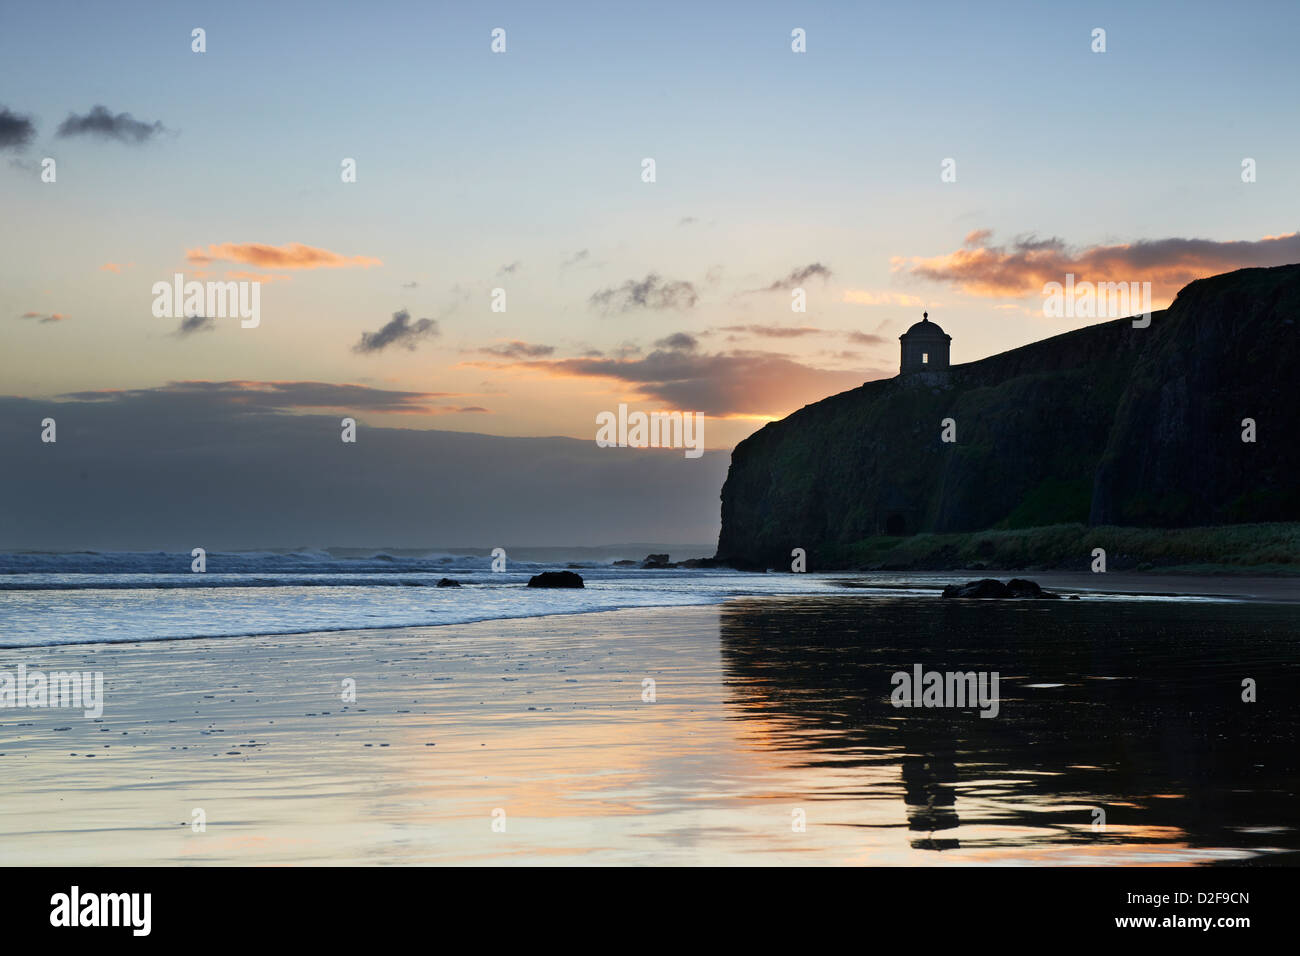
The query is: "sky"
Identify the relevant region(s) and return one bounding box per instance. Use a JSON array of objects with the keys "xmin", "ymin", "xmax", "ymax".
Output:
[{"xmin": 1, "ymin": 0, "xmax": 1298, "ymax": 547}]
